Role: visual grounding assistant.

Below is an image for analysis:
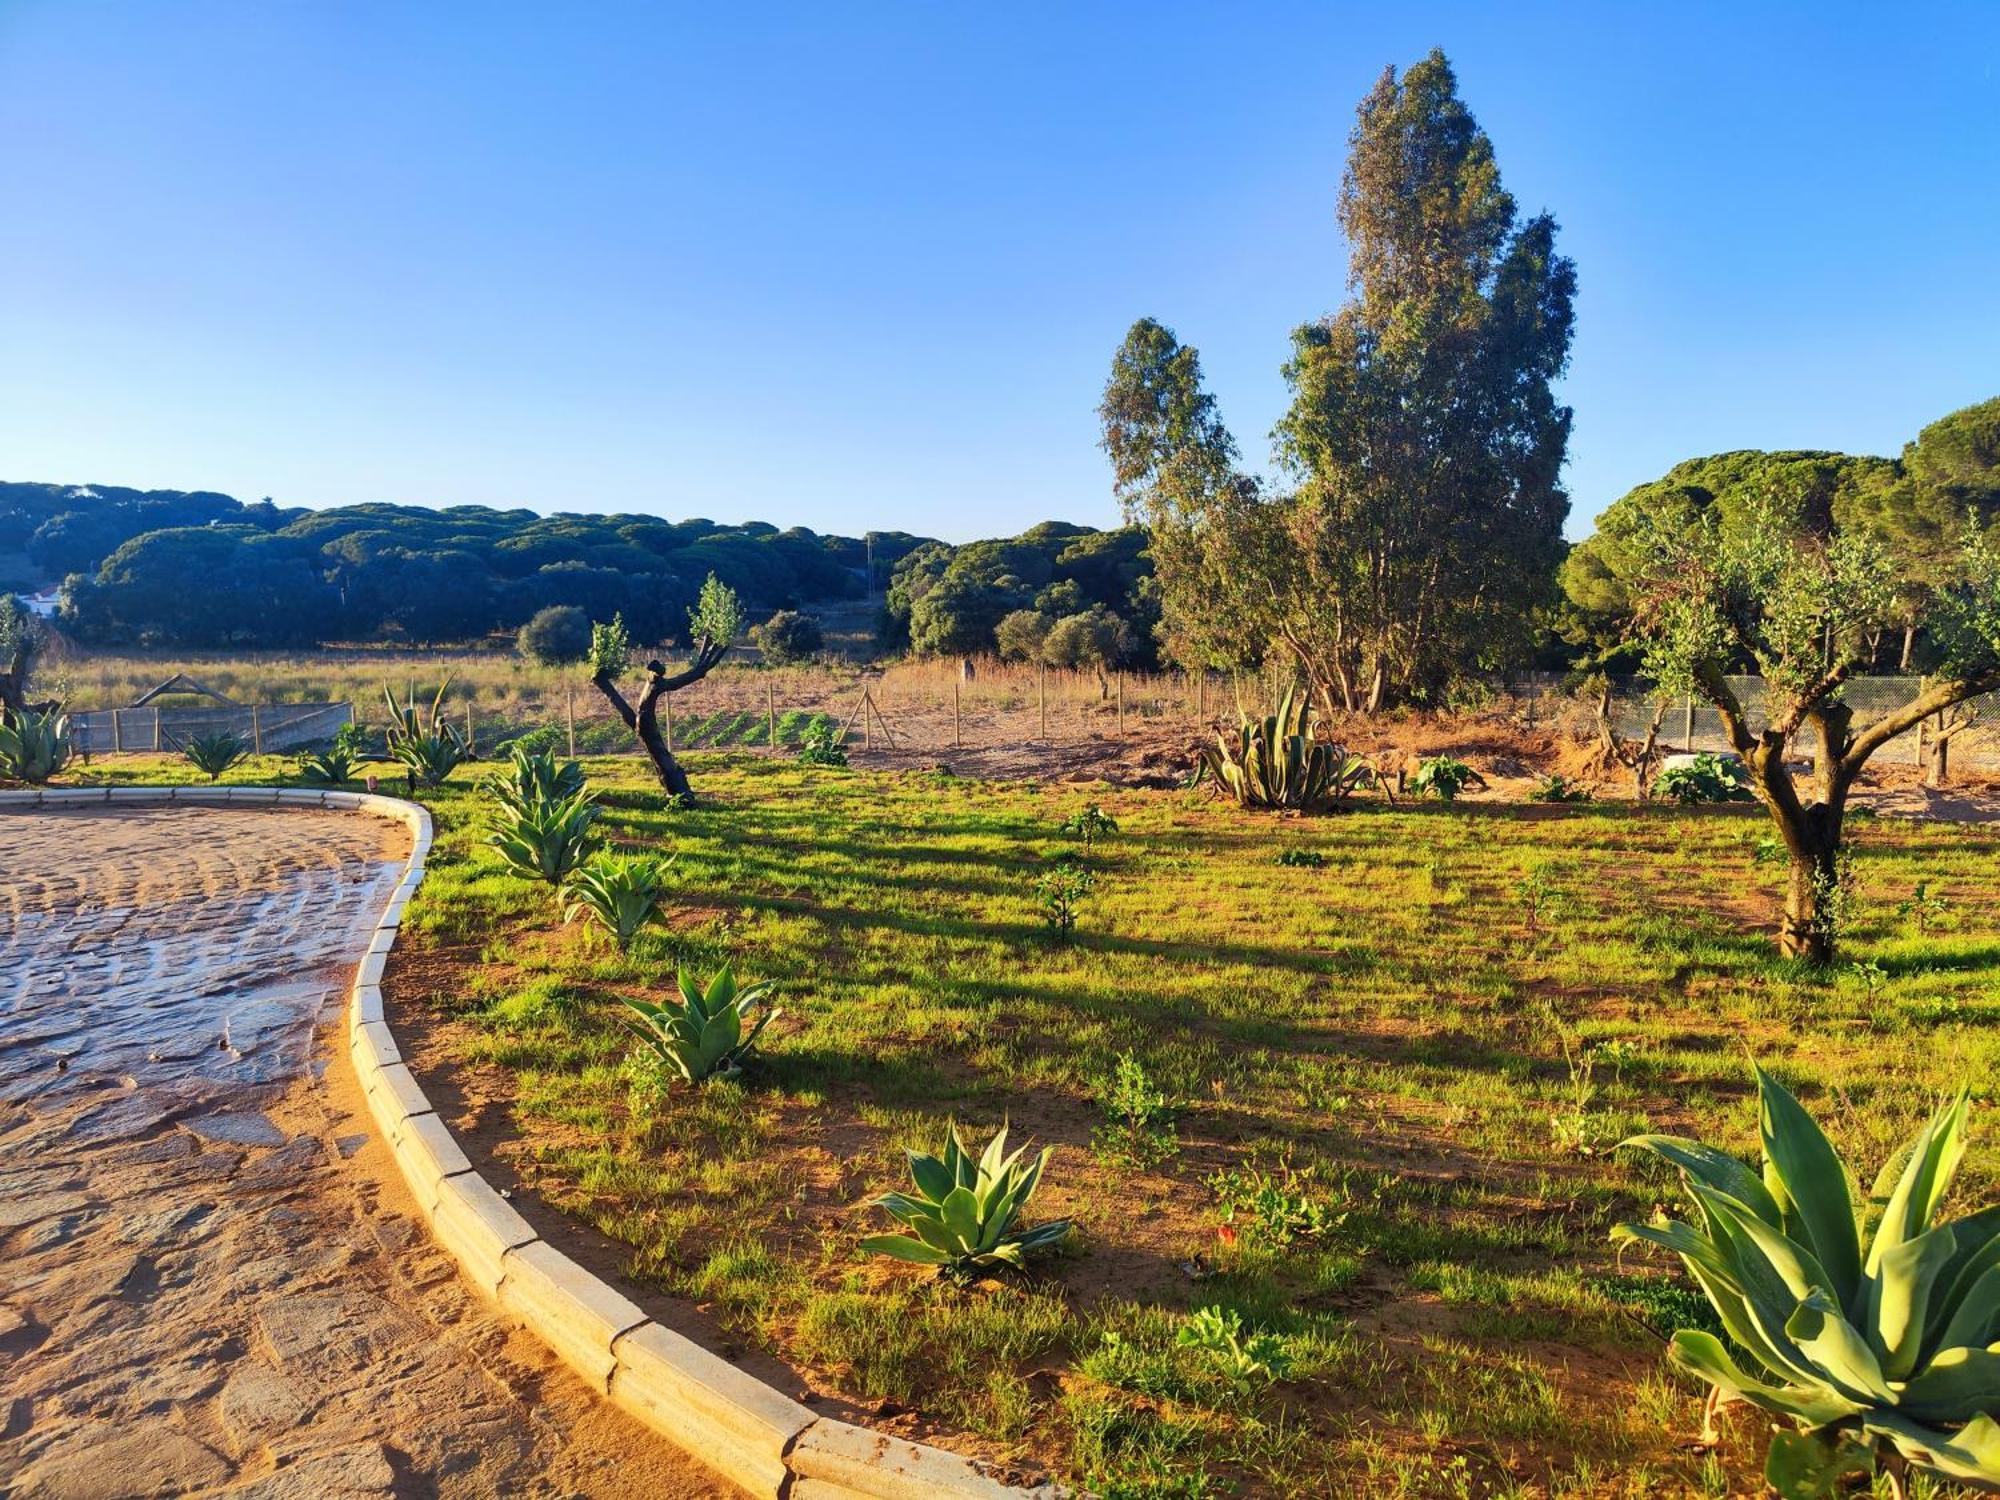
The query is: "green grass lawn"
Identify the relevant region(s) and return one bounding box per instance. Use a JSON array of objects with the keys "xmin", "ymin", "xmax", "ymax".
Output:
[{"xmin": 91, "ymin": 752, "xmax": 2000, "ymax": 1496}]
